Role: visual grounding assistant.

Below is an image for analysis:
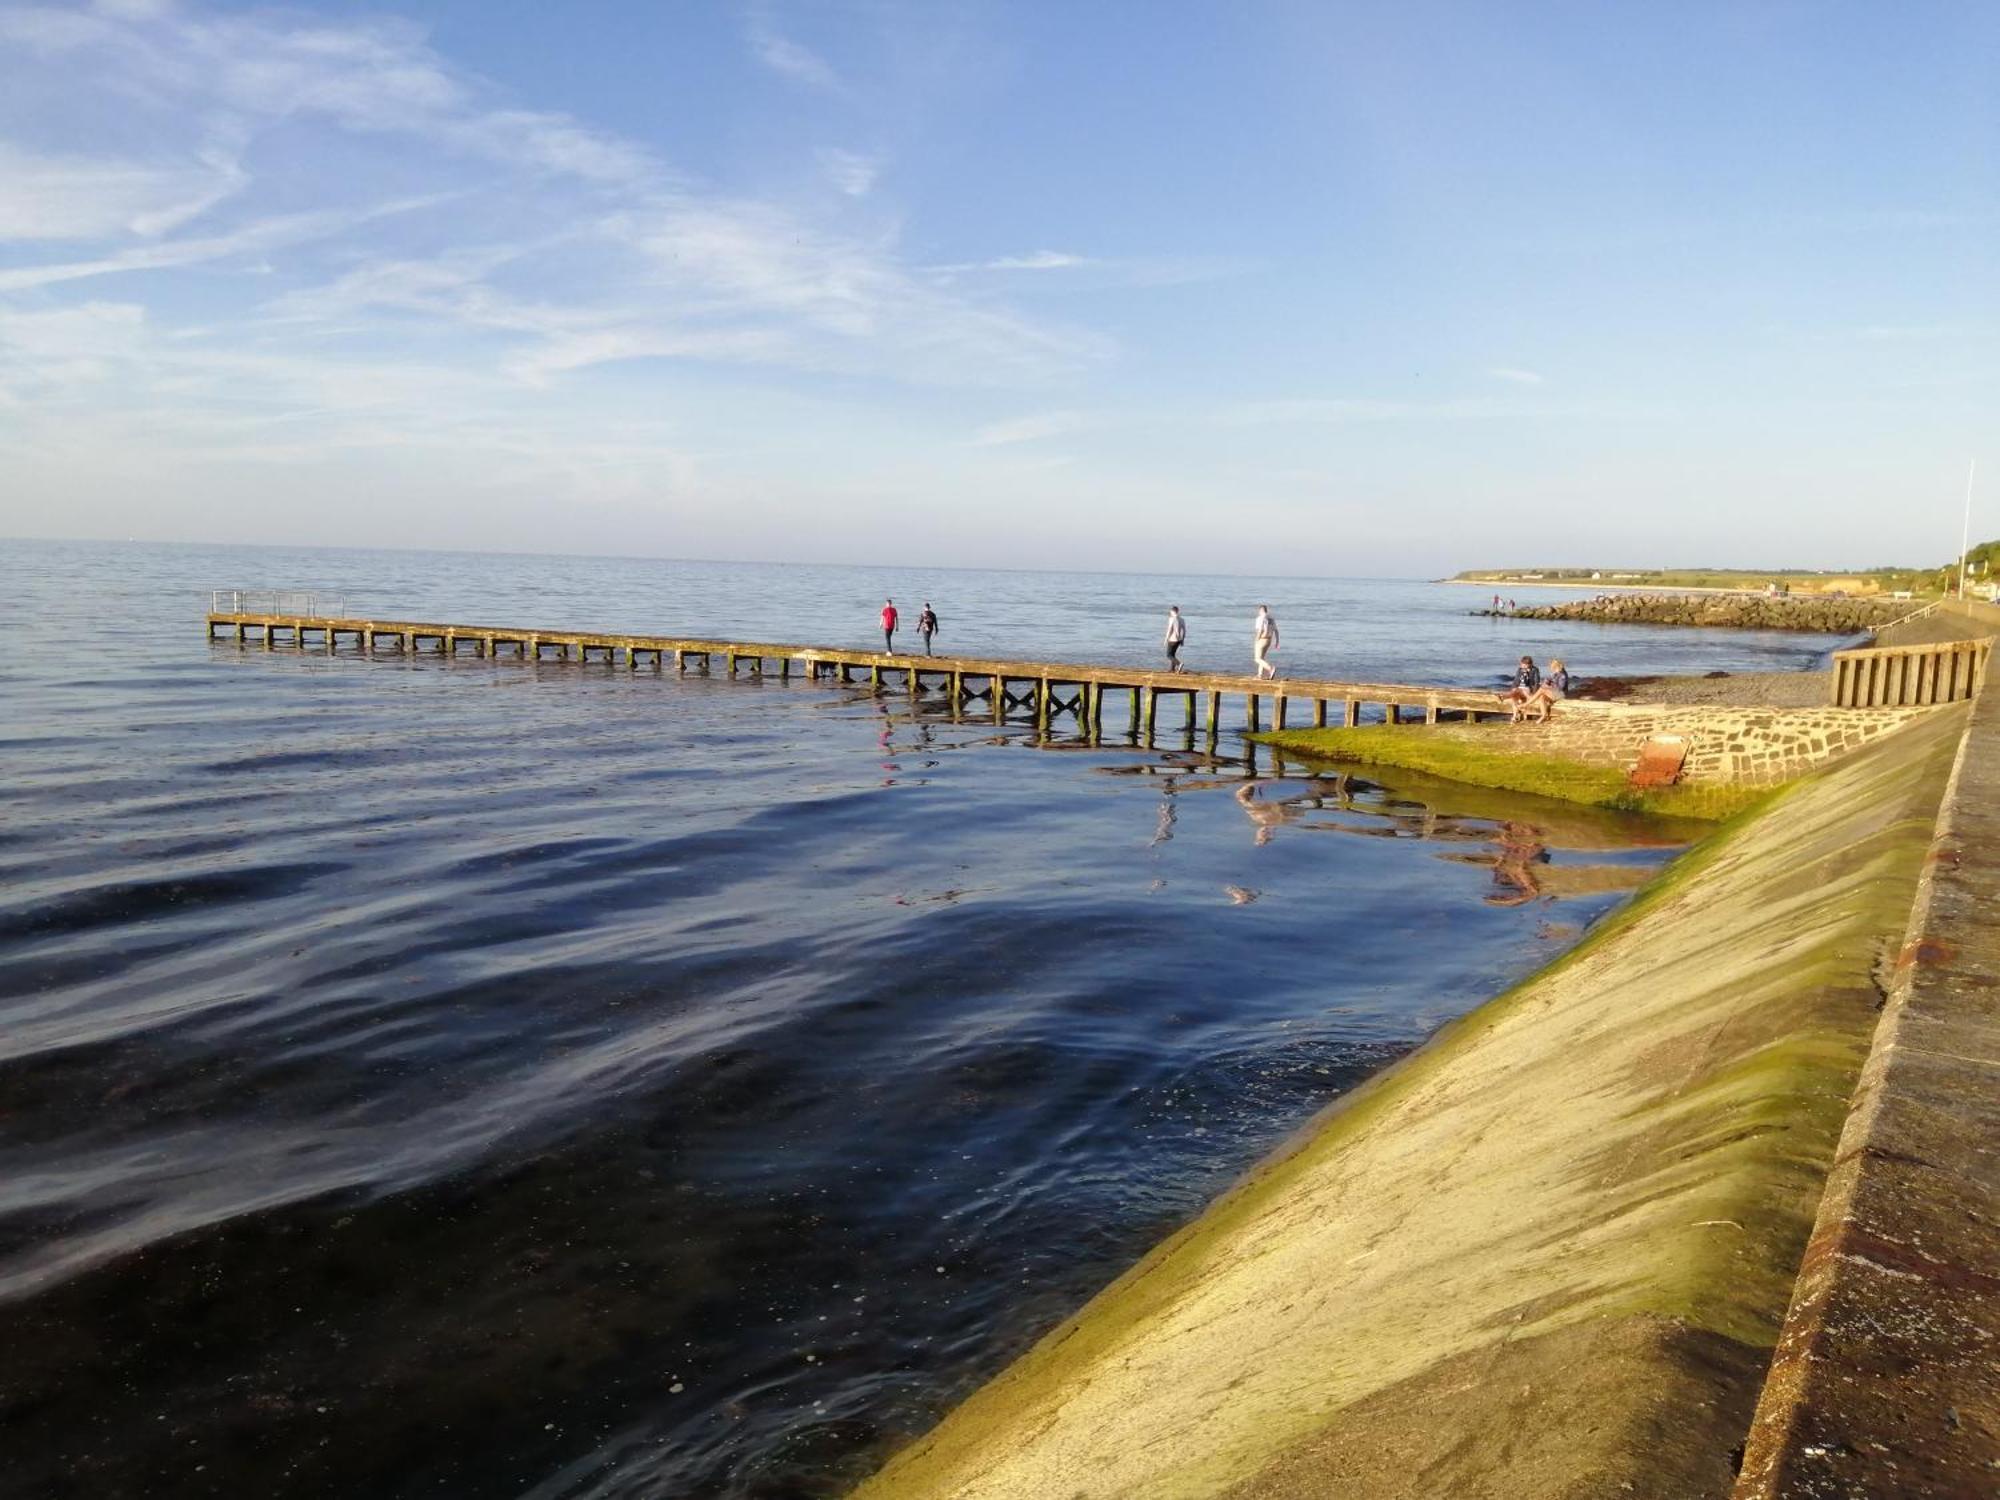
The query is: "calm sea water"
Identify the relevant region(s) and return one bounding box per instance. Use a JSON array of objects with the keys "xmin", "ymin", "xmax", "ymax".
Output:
[{"xmin": 0, "ymin": 542, "xmax": 1851, "ymax": 1499}]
